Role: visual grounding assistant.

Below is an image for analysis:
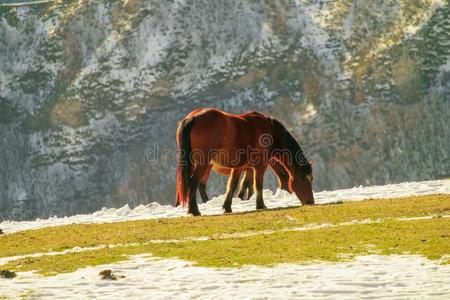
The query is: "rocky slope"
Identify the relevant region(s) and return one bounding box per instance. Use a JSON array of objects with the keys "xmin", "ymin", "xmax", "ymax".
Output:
[{"xmin": 0, "ymin": 0, "xmax": 449, "ymax": 220}]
